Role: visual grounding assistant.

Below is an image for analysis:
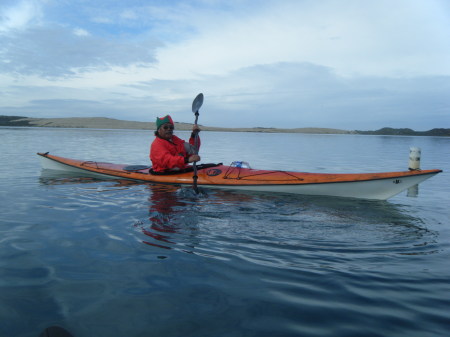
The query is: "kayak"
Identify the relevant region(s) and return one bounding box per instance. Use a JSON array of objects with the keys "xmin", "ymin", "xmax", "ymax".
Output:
[{"xmin": 37, "ymin": 152, "xmax": 442, "ymax": 200}]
